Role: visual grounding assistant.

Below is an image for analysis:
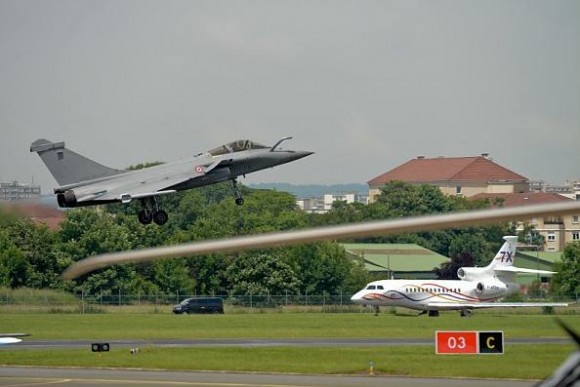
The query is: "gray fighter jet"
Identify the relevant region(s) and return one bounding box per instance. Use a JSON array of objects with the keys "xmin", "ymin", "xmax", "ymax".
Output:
[{"xmin": 30, "ymin": 137, "xmax": 312, "ymax": 225}]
